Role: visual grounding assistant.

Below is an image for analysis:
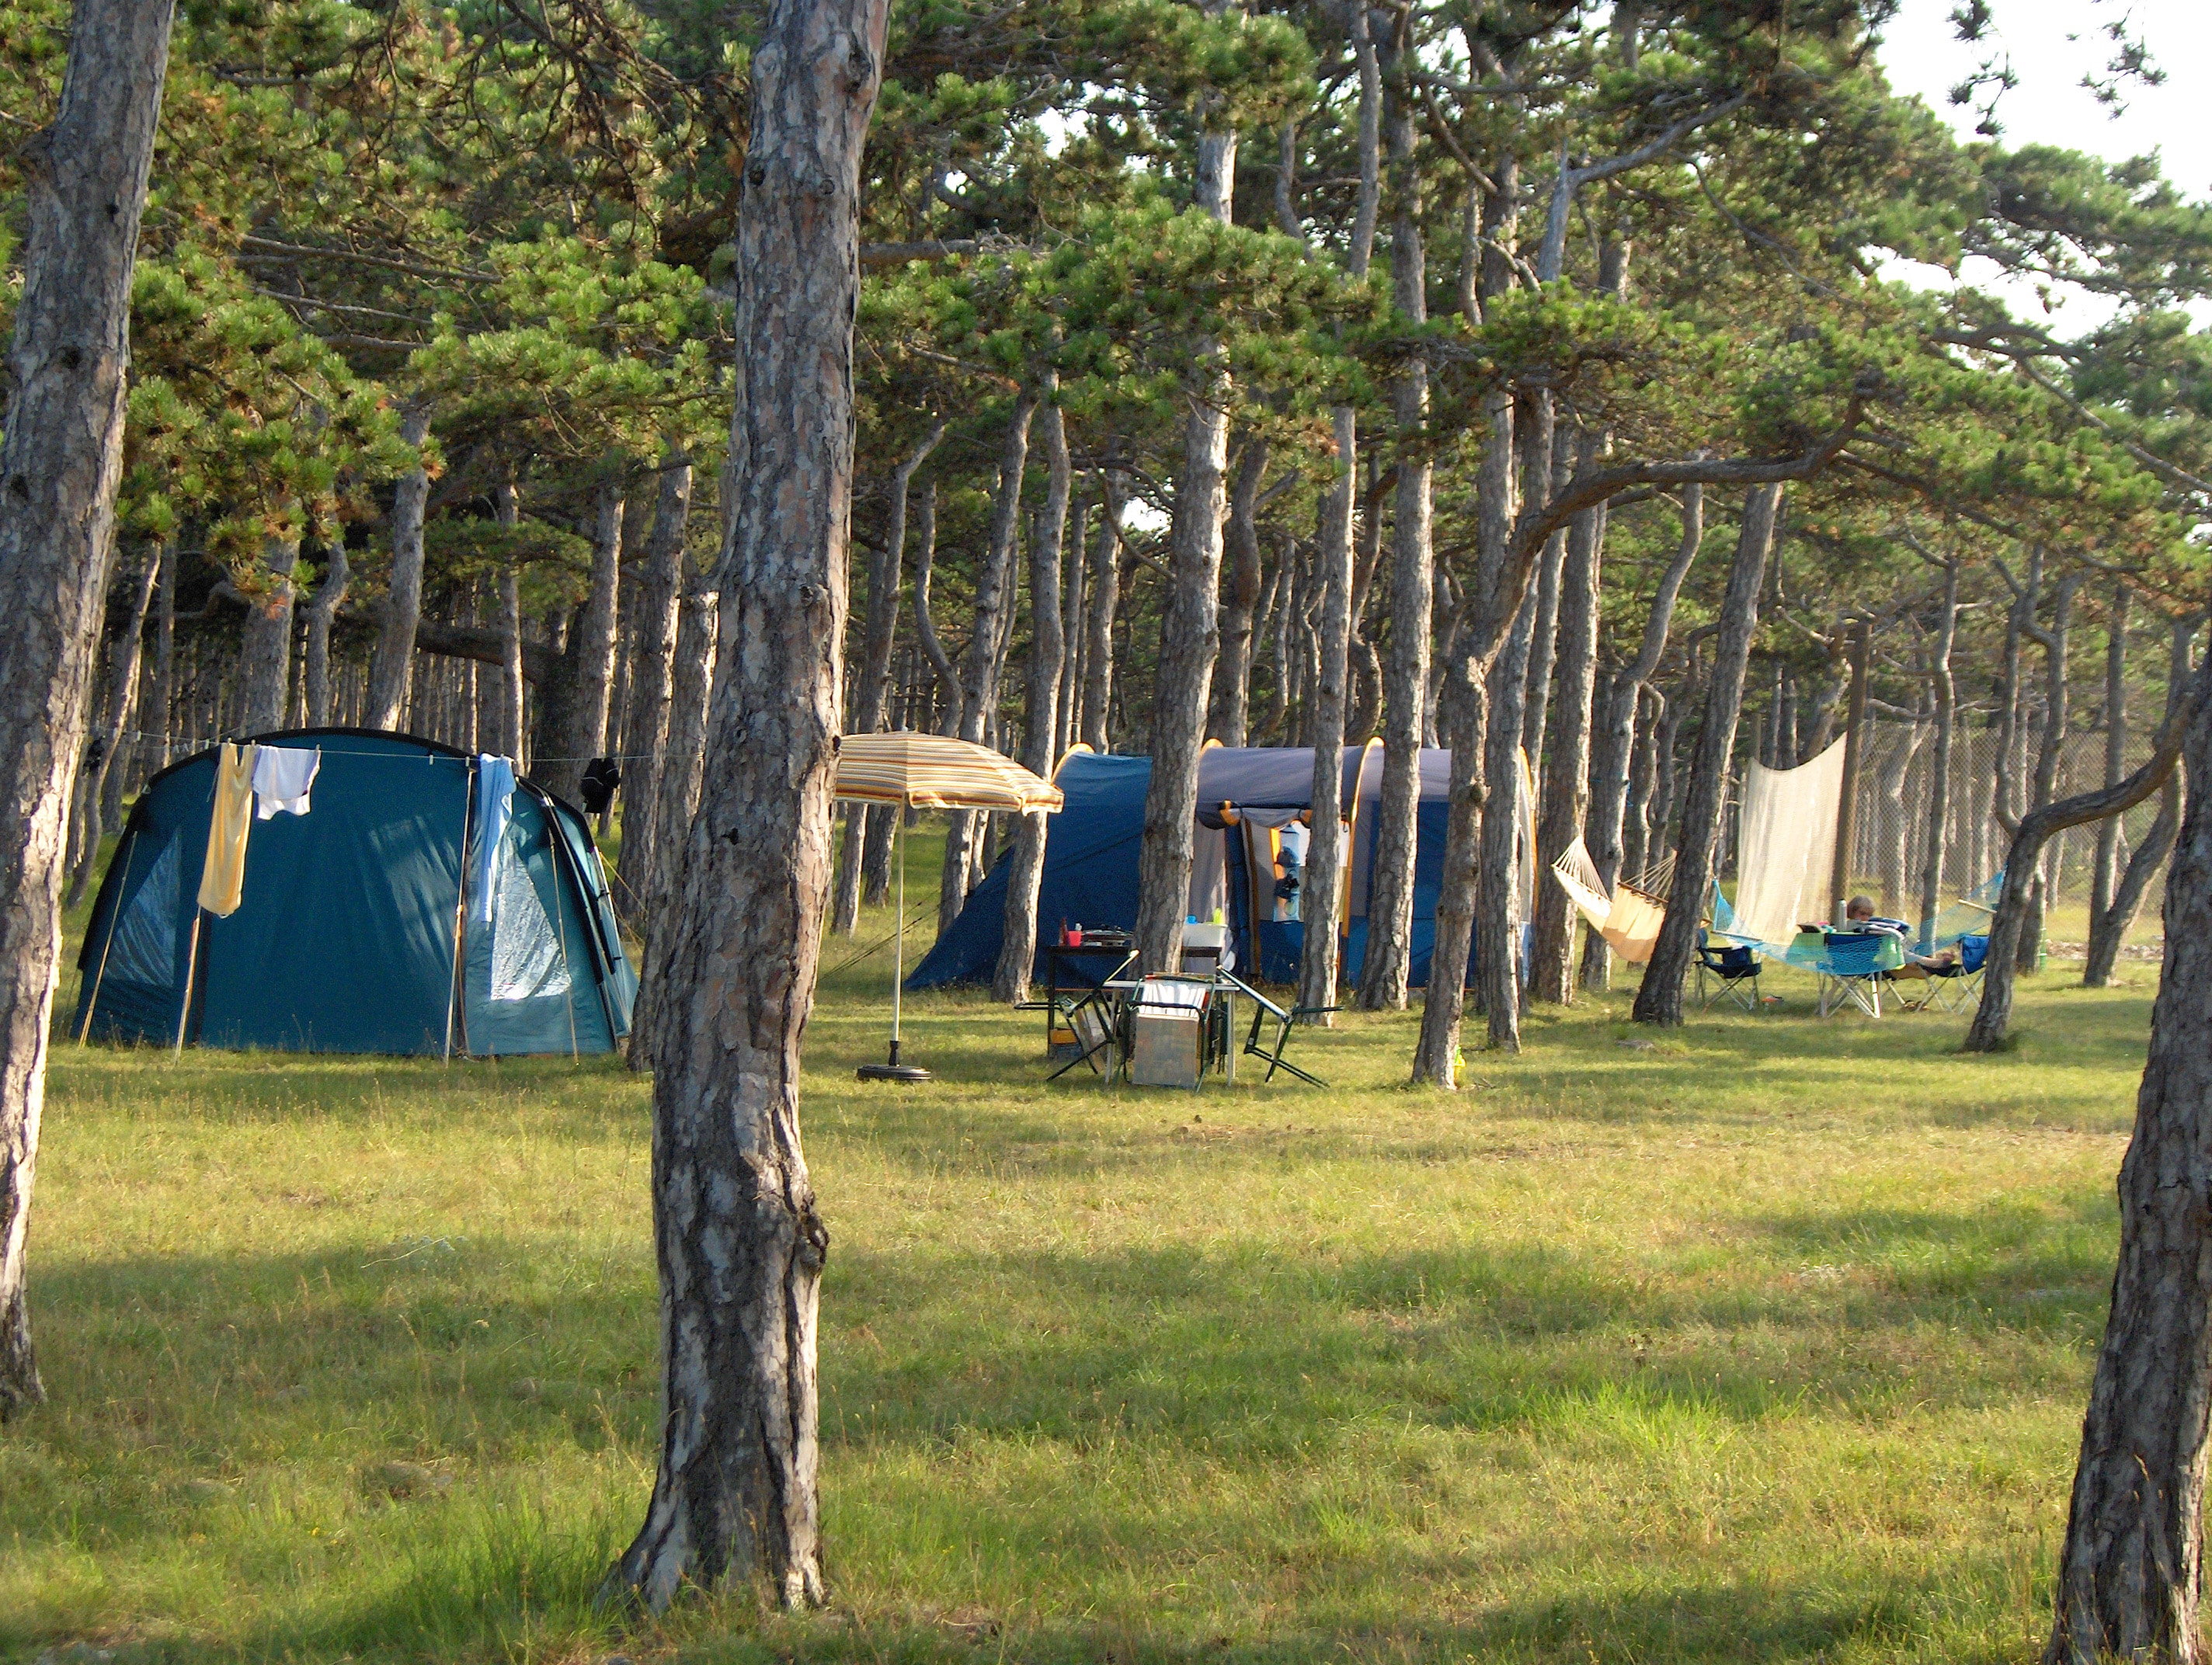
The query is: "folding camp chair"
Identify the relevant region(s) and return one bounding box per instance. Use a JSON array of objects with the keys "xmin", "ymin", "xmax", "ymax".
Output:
[
  {"xmin": 1219, "ymin": 972, "xmax": 1334, "ymax": 1086},
  {"xmin": 1816, "ymin": 932, "xmax": 1904, "ymax": 1017},
  {"xmin": 1045, "ymin": 999, "xmax": 1119, "ymax": 1081},
  {"xmin": 1695, "ymin": 930, "xmax": 1763, "ymax": 1013},
  {"xmin": 1900, "ymin": 933, "xmax": 1988, "ymax": 1013}
]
